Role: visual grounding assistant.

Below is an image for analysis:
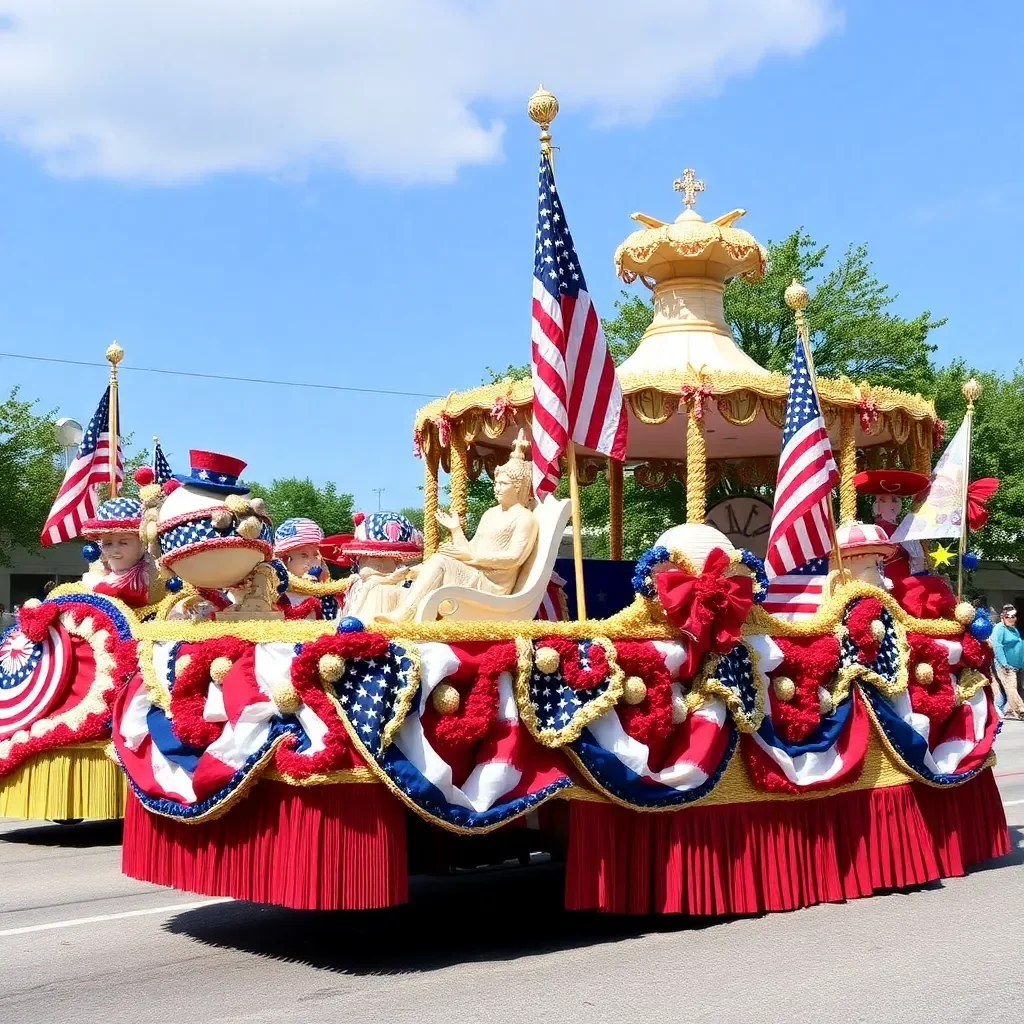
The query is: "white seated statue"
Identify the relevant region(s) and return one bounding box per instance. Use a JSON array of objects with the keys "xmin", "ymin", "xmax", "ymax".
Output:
[{"xmin": 376, "ymin": 431, "xmax": 539, "ymax": 623}]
